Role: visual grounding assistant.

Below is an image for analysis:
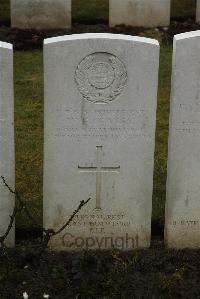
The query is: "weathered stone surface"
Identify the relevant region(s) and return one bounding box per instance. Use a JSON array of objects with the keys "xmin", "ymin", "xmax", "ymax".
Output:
[
  {"xmin": 43, "ymin": 33, "xmax": 159, "ymax": 251},
  {"xmin": 109, "ymin": 0, "xmax": 170, "ymax": 27},
  {"xmin": 165, "ymin": 31, "xmax": 200, "ymax": 248},
  {"xmin": 11, "ymin": 0, "xmax": 71, "ymax": 30},
  {"xmin": 0, "ymin": 42, "xmax": 15, "ymax": 247}
]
